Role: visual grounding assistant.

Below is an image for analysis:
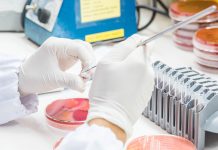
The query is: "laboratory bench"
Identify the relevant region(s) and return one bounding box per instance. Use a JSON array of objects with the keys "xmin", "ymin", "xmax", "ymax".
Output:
[{"xmin": 0, "ymin": 14, "xmax": 218, "ymax": 150}]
